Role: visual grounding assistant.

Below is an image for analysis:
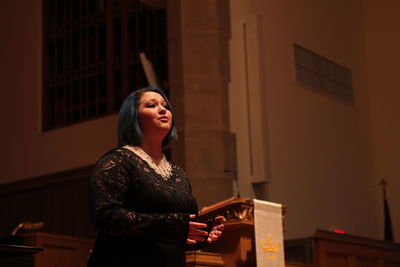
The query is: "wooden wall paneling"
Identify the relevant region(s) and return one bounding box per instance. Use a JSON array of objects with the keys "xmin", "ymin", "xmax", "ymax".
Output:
[
  {"xmin": 324, "ymin": 252, "xmax": 350, "ymax": 267},
  {"xmin": 71, "ymin": 178, "xmax": 94, "ymax": 238},
  {"xmin": 41, "ymin": 184, "xmax": 58, "ymax": 235},
  {"xmin": 0, "ymin": 166, "xmax": 95, "ymax": 240},
  {"xmin": 7, "ymin": 190, "xmax": 43, "ymax": 235},
  {"xmin": 41, "ymin": 180, "xmax": 95, "ymax": 238},
  {"xmin": 0, "ymin": 196, "xmax": 10, "ymax": 236},
  {"xmin": 43, "ymin": 184, "xmax": 68, "ymax": 235},
  {"xmin": 356, "ymin": 256, "xmax": 379, "ymax": 267},
  {"xmin": 383, "ymin": 261, "xmax": 400, "ymax": 267},
  {"xmin": 62, "ymin": 182, "xmax": 79, "ymax": 236}
]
